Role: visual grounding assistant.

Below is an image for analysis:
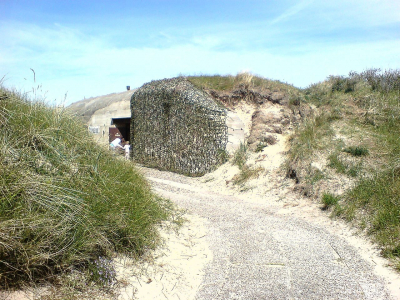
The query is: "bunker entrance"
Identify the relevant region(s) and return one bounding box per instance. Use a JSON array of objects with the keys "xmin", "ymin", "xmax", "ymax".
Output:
[{"xmin": 109, "ymin": 117, "xmax": 131, "ymax": 143}]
